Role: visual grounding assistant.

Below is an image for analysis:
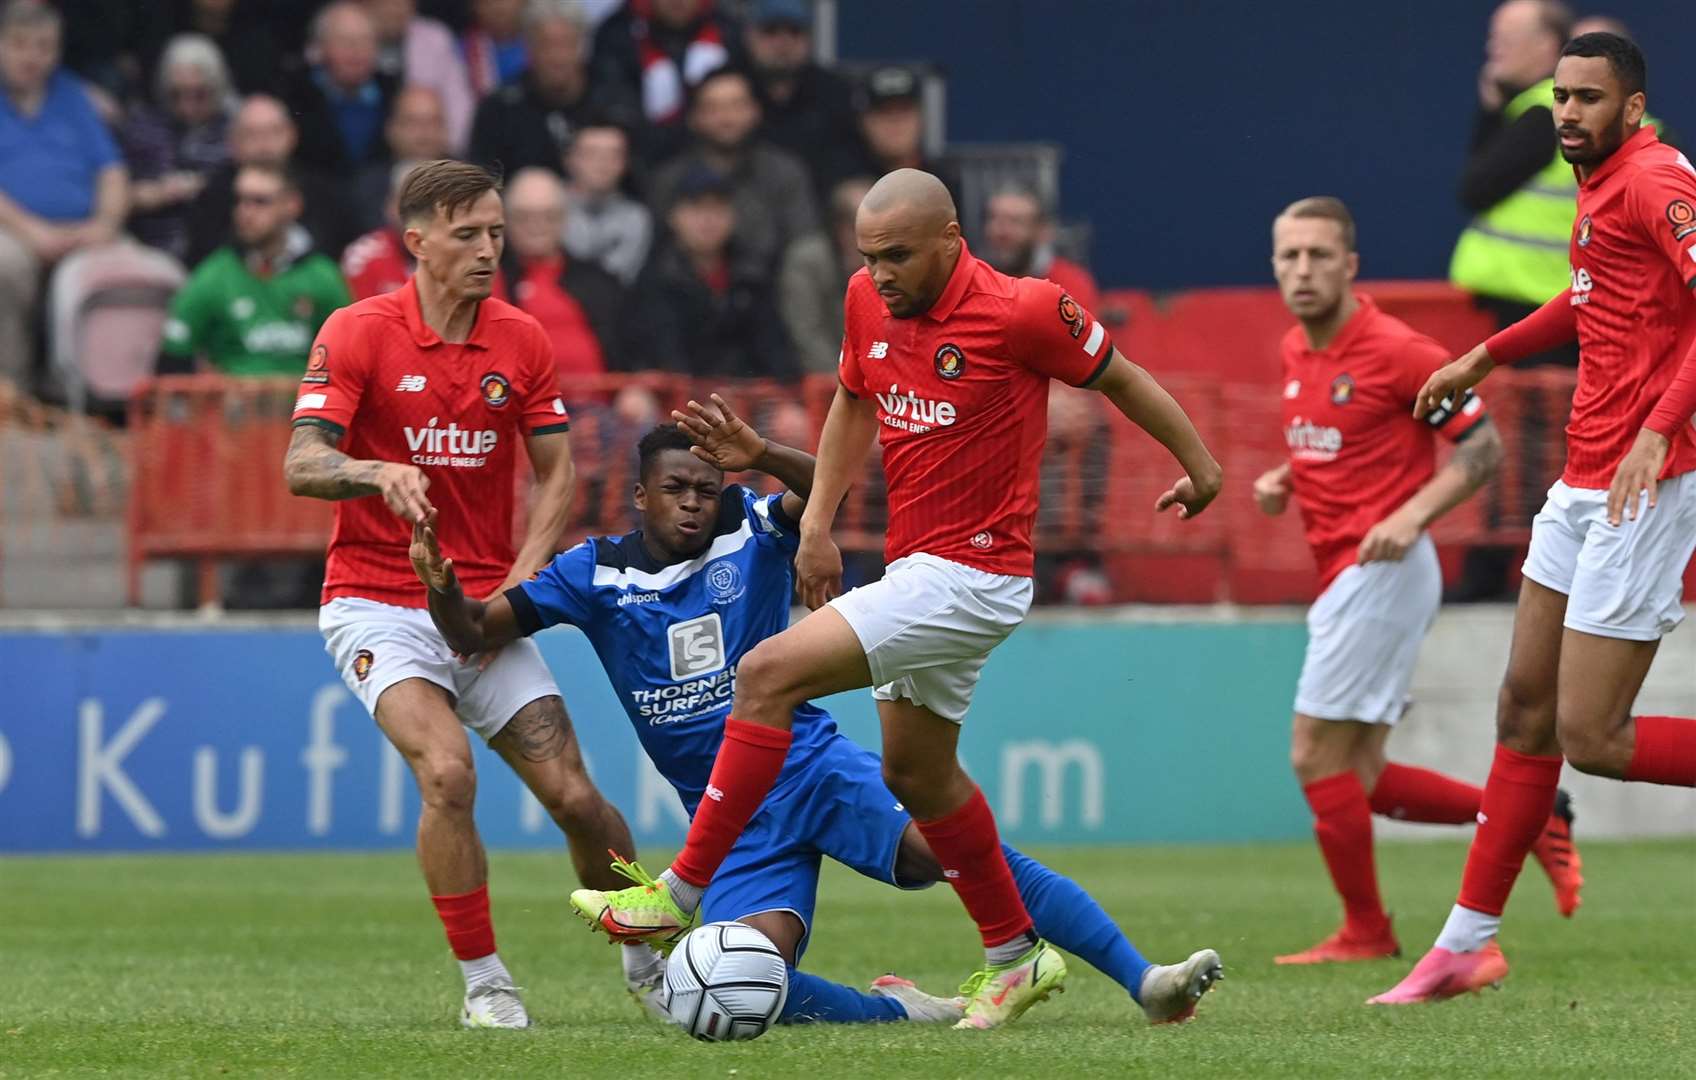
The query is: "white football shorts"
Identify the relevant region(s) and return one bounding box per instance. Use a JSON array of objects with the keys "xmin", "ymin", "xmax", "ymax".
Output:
[
  {"xmin": 1521, "ymin": 473, "xmax": 1696, "ymax": 641},
  {"xmin": 828, "ymin": 552, "xmax": 1032, "ymax": 723},
  {"xmin": 1294, "ymin": 533, "xmax": 1441, "ymax": 725},
  {"xmin": 319, "ymin": 596, "xmax": 559, "ymax": 740}
]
